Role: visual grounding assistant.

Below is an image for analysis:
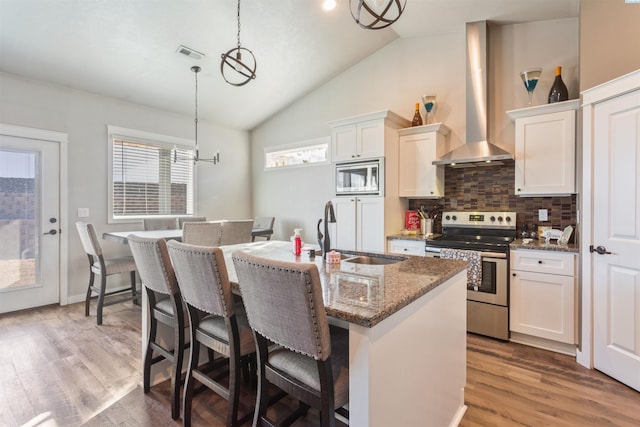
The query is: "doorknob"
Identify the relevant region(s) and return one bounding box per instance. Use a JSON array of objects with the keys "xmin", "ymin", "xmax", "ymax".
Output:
[
  {"xmin": 590, "ymin": 245, "xmax": 611, "ymax": 255},
  {"xmin": 44, "ymin": 229, "xmax": 58, "ymax": 235}
]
